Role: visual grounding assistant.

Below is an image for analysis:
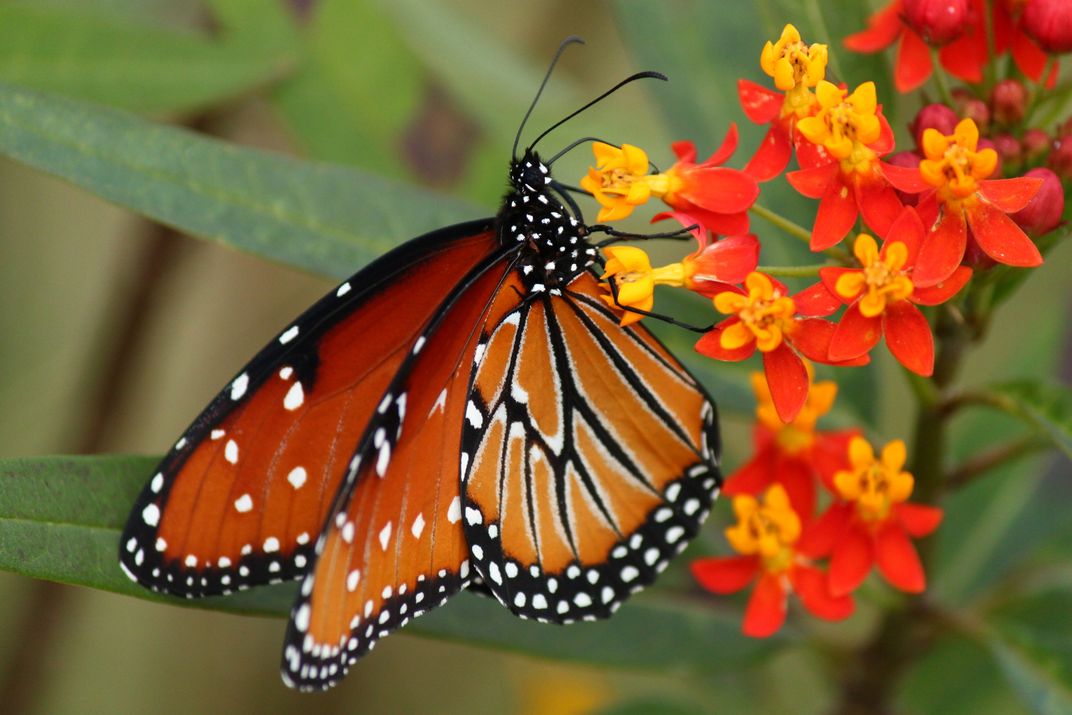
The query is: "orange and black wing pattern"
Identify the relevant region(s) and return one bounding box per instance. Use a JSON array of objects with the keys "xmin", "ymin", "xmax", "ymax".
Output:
[
  {"xmin": 119, "ymin": 221, "xmax": 498, "ymax": 598},
  {"xmin": 279, "ymin": 255, "xmax": 526, "ymax": 690},
  {"xmin": 461, "ymin": 273, "xmax": 721, "ymax": 621}
]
